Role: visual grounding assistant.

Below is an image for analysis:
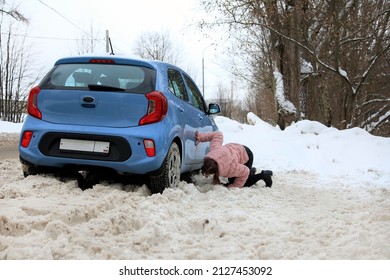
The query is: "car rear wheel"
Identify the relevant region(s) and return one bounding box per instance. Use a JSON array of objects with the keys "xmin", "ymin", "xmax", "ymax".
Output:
[
  {"xmin": 21, "ymin": 162, "xmax": 38, "ymax": 177},
  {"xmin": 149, "ymin": 142, "xmax": 181, "ymax": 194}
]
